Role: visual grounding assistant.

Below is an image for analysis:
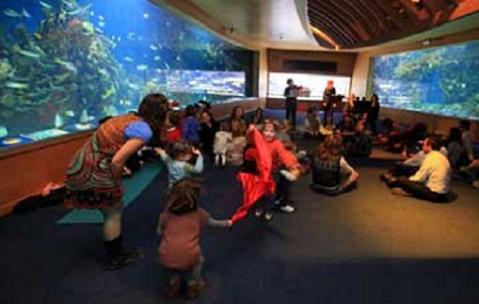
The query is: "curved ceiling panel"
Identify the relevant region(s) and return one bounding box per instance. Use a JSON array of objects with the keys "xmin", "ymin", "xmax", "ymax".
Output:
[{"xmin": 307, "ymin": 0, "xmax": 479, "ymax": 49}]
